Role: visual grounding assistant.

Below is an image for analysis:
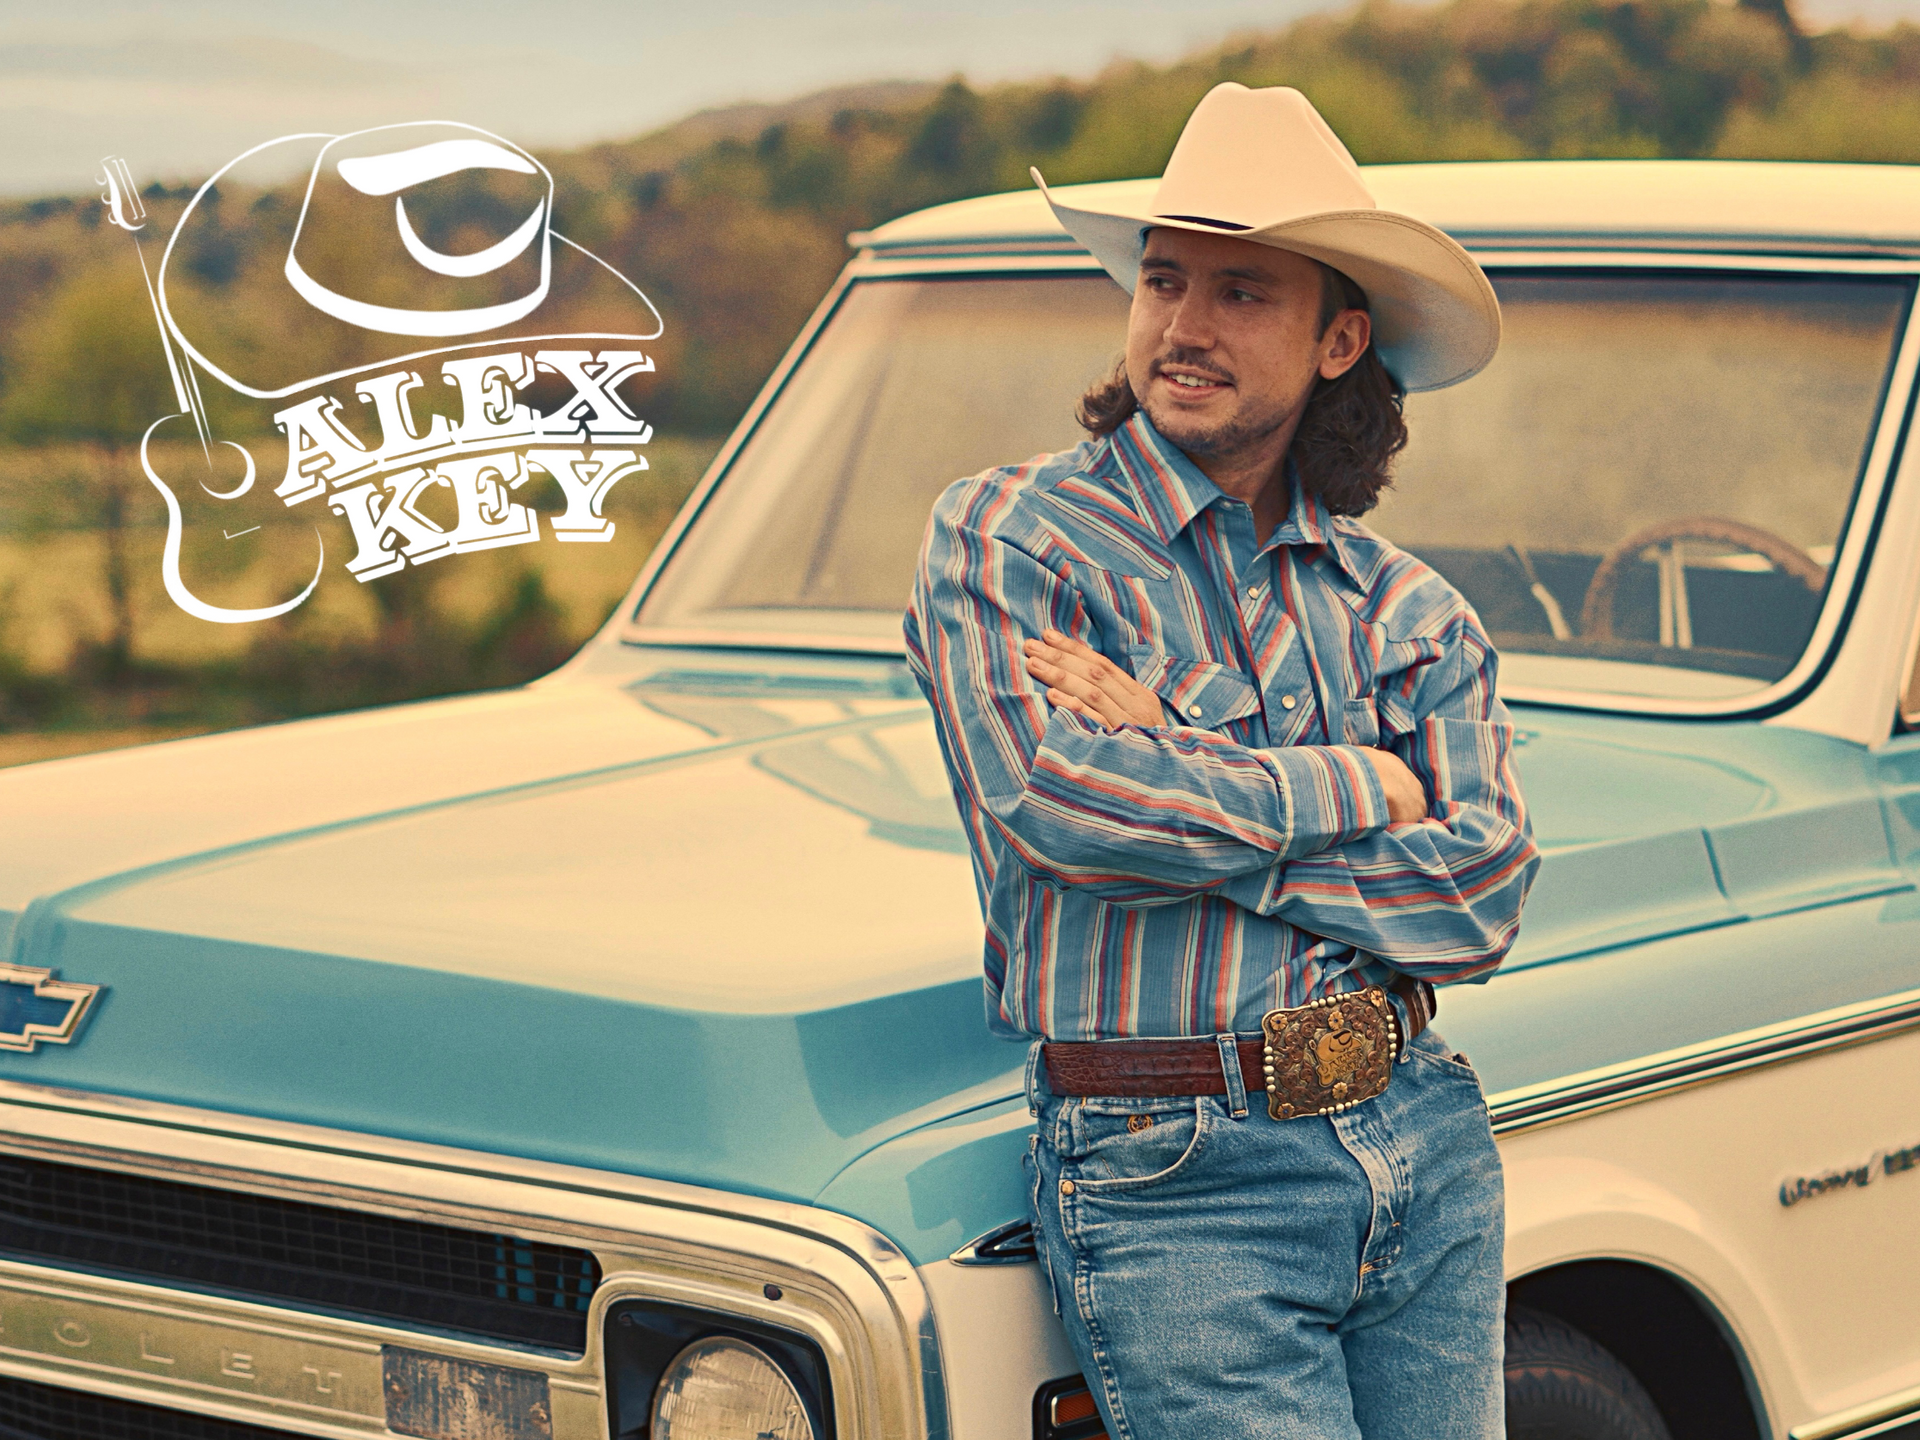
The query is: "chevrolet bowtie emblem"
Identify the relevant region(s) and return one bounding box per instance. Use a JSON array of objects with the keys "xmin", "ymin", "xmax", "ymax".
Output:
[{"xmin": 0, "ymin": 964, "xmax": 103, "ymax": 1052}]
